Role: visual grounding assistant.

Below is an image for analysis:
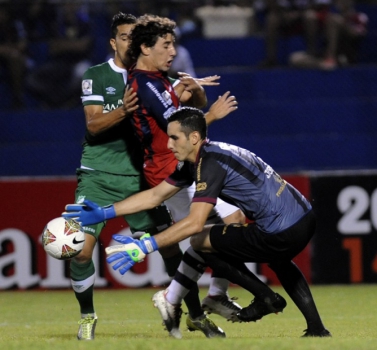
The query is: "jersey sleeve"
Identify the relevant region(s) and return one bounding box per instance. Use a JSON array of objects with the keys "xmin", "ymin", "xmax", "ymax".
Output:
[
  {"xmin": 192, "ymin": 155, "xmax": 227, "ymax": 205},
  {"xmin": 81, "ymin": 67, "xmax": 104, "ymax": 106},
  {"xmin": 166, "ymin": 161, "xmax": 194, "ymax": 188},
  {"xmin": 137, "ymin": 76, "xmax": 178, "ymax": 129}
]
